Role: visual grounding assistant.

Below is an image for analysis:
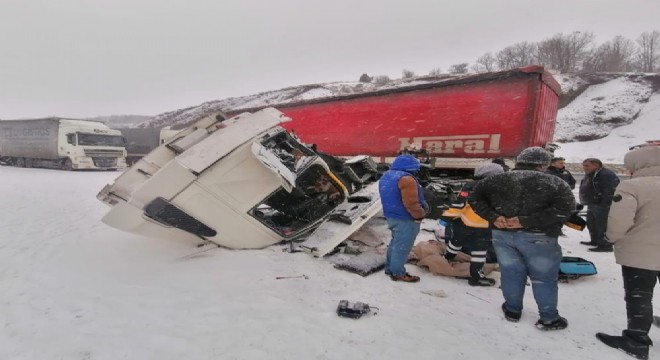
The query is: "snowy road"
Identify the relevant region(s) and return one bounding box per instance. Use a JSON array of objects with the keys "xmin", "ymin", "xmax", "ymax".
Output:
[{"xmin": 0, "ymin": 167, "xmax": 655, "ymax": 360}]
